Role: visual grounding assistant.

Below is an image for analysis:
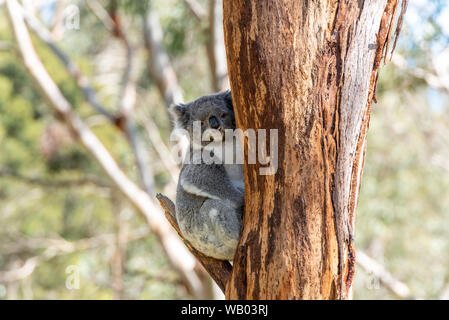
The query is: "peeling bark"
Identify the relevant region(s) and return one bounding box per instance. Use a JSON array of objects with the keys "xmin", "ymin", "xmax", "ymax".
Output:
[{"xmin": 223, "ymin": 0, "xmax": 405, "ymax": 299}]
